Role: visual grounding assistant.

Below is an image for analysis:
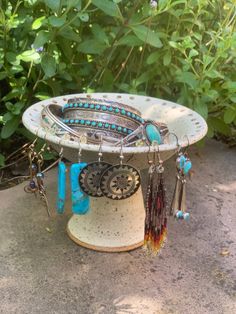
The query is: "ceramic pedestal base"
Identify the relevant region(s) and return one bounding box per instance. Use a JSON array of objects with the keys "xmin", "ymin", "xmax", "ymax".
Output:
[{"xmin": 67, "ymin": 188, "xmax": 145, "ymax": 252}]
